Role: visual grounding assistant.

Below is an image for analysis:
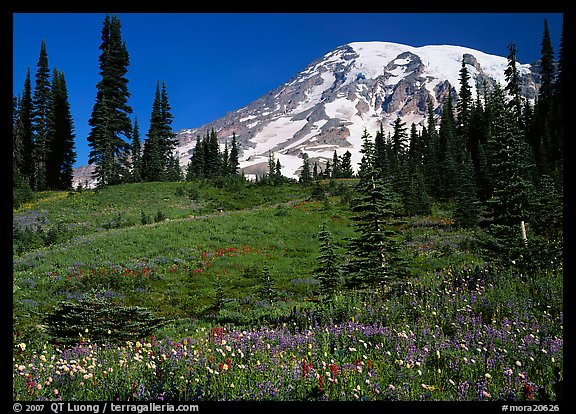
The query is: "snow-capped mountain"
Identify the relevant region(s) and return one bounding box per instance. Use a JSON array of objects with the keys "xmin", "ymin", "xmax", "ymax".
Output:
[
  {"xmin": 172, "ymin": 41, "xmax": 539, "ymax": 180},
  {"xmin": 73, "ymin": 41, "xmax": 539, "ymax": 187}
]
